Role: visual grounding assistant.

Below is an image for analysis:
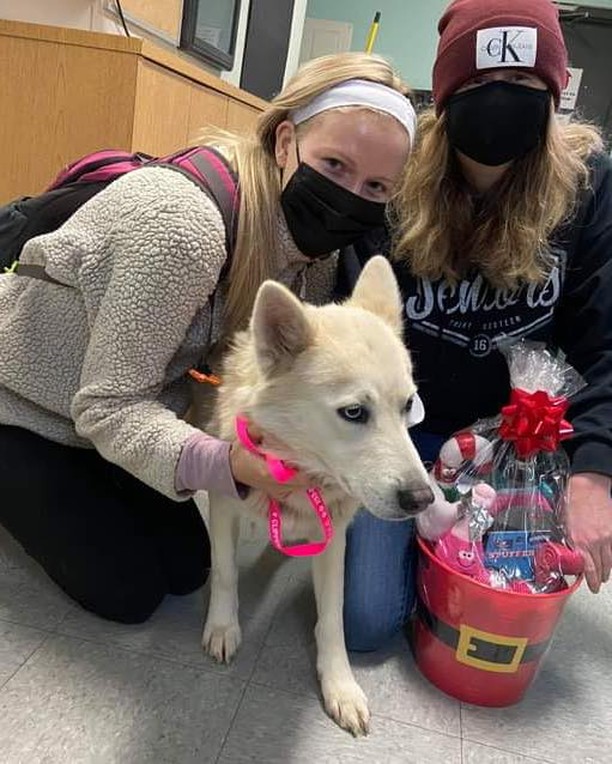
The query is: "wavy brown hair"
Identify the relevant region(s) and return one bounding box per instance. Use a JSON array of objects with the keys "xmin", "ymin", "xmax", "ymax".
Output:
[
  {"xmin": 391, "ymin": 107, "xmax": 603, "ymax": 287},
  {"xmin": 197, "ymin": 52, "xmax": 411, "ymax": 337}
]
